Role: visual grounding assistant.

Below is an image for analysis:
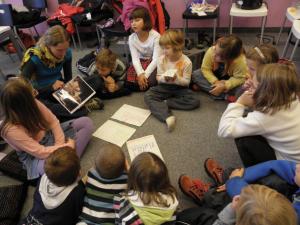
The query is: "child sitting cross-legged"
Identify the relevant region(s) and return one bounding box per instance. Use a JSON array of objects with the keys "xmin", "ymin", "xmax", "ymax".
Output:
[
  {"xmin": 218, "ymin": 61, "xmax": 300, "ymax": 167},
  {"xmin": 21, "ymin": 147, "xmax": 86, "ymax": 225},
  {"xmin": 144, "ymin": 29, "xmax": 200, "ymax": 132},
  {"xmin": 178, "ymin": 160, "xmax": 298, "ymax": 225},
  {"xmin": 77, "ymin": 143, "xmax": 128, "ymax": 225},
  {"xmin": 192, "ymin": 35, "xmax": 247, "ymax": 102},
  {"xmin": 85, "ymin": 48, "xmax": 131, "ymax": 100}
]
